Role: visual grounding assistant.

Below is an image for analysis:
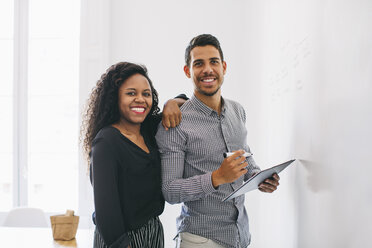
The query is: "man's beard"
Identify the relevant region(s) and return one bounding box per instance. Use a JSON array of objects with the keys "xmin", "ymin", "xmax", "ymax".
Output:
[
  {"xmin": 196, "ymin": 76, "xmax": 223, "ymax": 96},
  {"xmin": 197, "ymin": 86, "xmax": 221, "ymax": 96}
]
